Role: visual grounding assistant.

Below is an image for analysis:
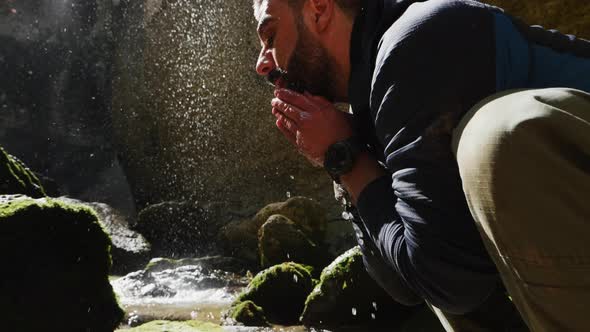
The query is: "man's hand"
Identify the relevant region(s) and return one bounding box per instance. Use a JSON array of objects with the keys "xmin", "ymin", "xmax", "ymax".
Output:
[{"xmin": 271, "ymin": 88, "xmax": 354, "ymax": 167}]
